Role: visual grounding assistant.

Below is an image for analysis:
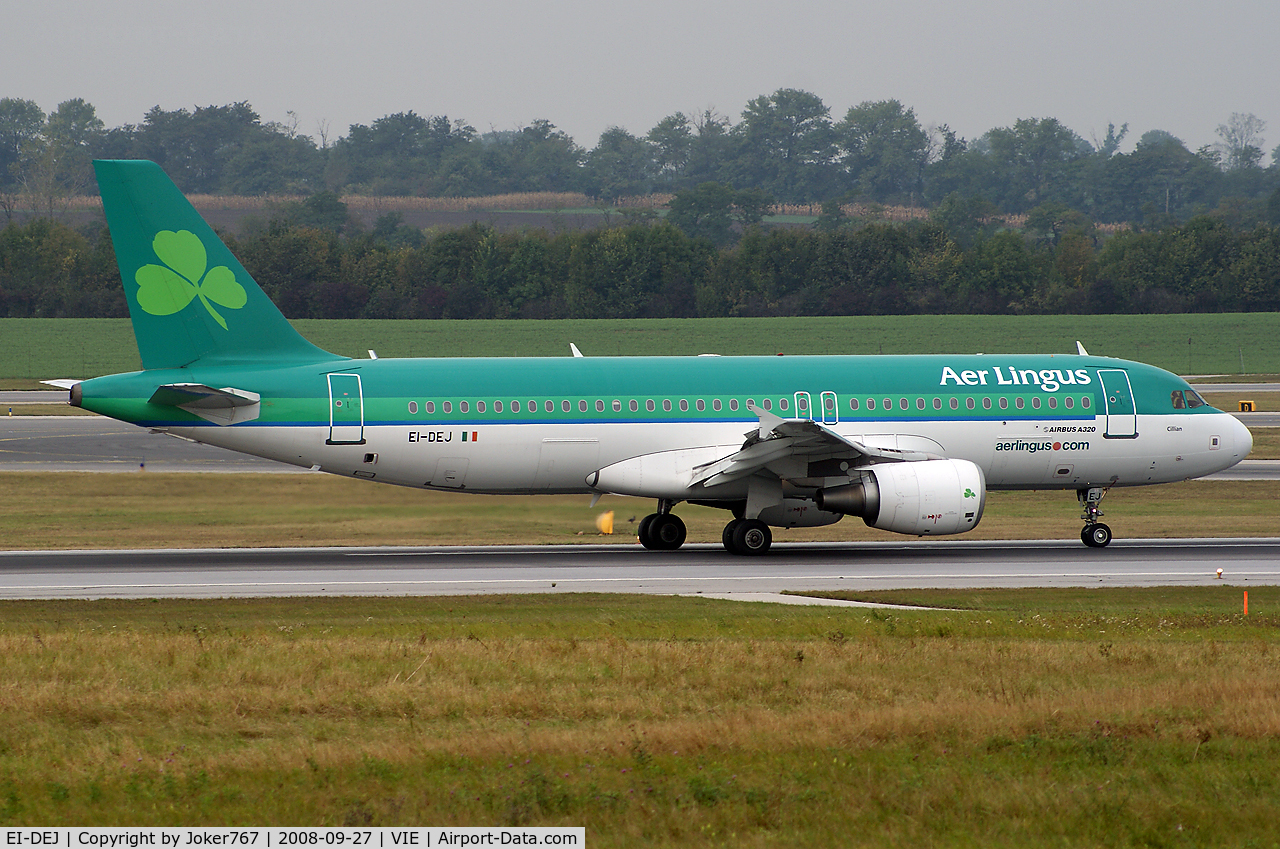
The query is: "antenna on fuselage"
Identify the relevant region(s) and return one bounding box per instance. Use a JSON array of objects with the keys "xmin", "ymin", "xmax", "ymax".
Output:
[
  {"xmin": 1076, "ymin": 341, "xmax": 1089, "ymax": 356},
  {"xmin": 570, "ymin": 343, "xmax": 584, "ymax": 358}
]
